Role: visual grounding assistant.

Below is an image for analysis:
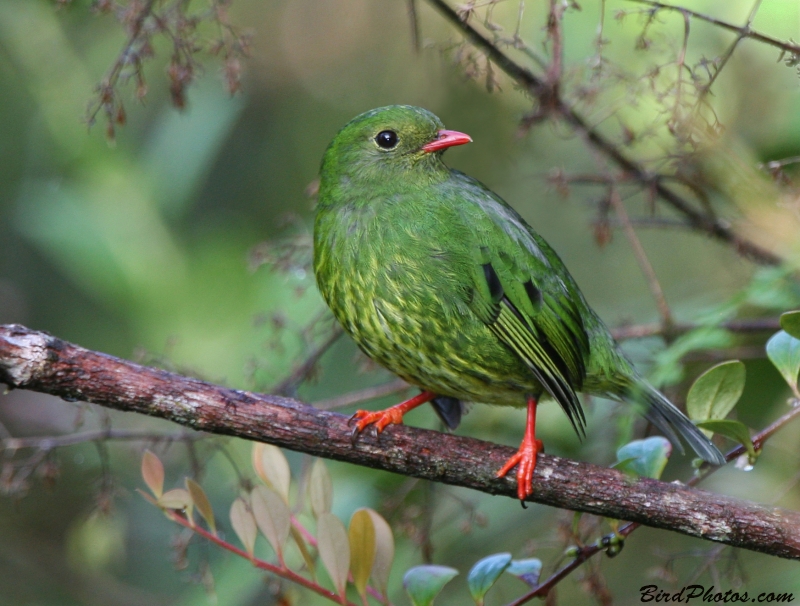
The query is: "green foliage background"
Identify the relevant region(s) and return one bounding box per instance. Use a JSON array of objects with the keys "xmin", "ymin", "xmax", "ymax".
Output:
[{"xmin": 1, "ymin": 1, "xmax": 800, "ymax": 604}]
